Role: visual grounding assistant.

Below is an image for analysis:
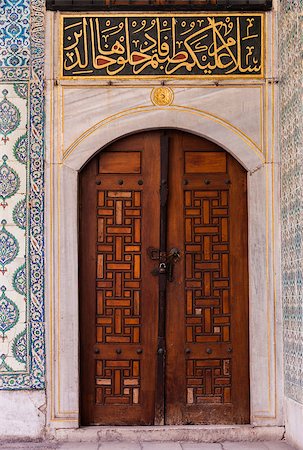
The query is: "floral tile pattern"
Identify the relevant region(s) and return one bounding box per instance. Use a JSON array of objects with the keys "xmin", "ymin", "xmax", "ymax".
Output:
[
  {"xmin": 0, "ymin": 0, "xmax": 45, "ymax": 389},
  {"xmin": 280, "ymin": 2, "xmax": 303, "ymax": 405},
  {"xmin": 0, "ymin": 84, "xmax": 27, "ymax": 378},
  {"xmin": 0, "ymin": 0, "xmax": 30, "ymax": 70},
  {"xmin": 0, "ymin": 90, "xmax": 21, "ymax": 144}
]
